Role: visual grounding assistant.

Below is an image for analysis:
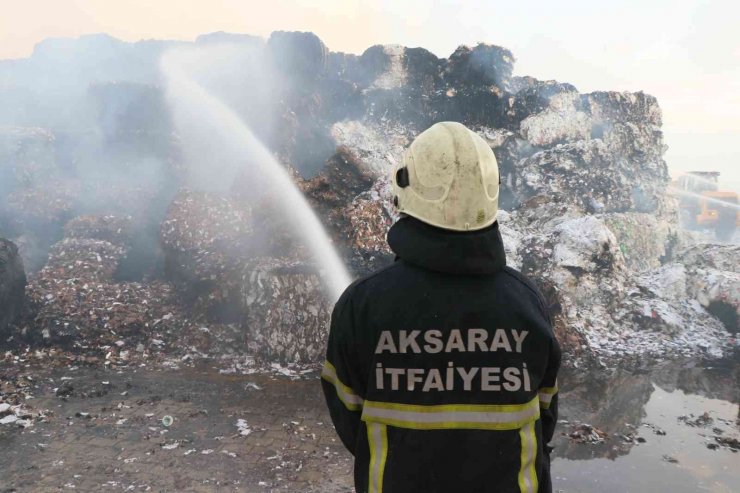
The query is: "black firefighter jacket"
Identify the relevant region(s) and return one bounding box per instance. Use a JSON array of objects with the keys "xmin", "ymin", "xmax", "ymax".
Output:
[{"xmin": 321, "ymin": 216, "xmax": 561, "ymax": 493}]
